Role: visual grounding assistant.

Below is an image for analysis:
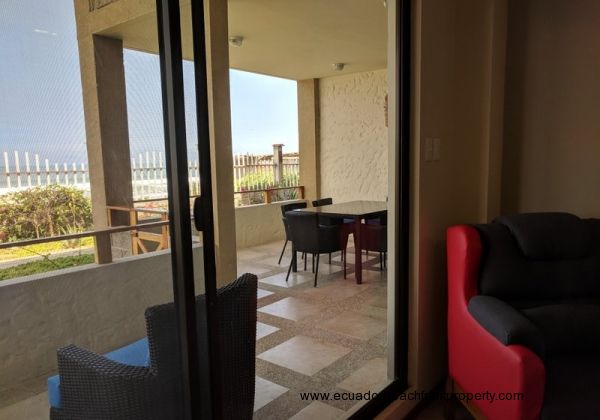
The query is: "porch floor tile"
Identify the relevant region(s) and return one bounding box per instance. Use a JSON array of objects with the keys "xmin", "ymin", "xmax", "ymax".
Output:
[
  {"xmin": 256, "ymin": 322, "xmax": 280, "ymax": 340},
  {"xmin": 257, "ymin": 335, "xmax": 351, "ymax": 376},
  {"xmin": 319, "ymin": 311, "xmax": 387, "ymax": 340},
  {"xmin": 289, "ymin": 401, "xmax": 346, "ymax": 420},
  {"xmin": 254, "ymin": 376, "xmax": 288, "ymax": 411},
  {"xmin": 258, "ymin": 297, "xmax": 320, "ymax": 321},
  {"xmin": 337, "ymin": 358, "xmax": 389, "ymax": 394}
]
